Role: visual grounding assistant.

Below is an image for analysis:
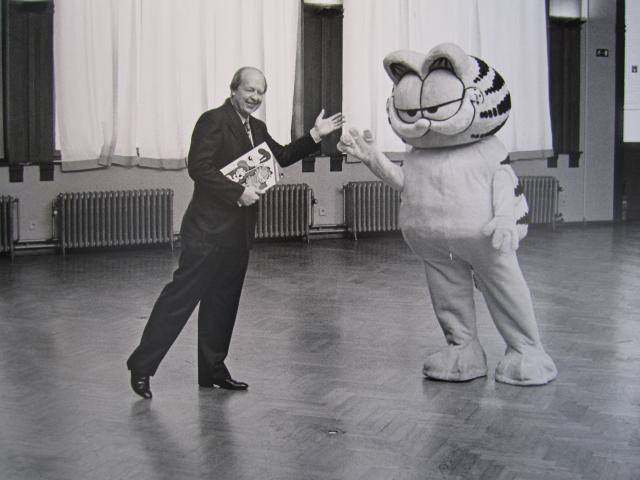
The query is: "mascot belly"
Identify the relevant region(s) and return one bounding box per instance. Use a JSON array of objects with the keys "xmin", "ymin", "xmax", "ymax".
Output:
[
  {"xmin": 400, "ymin": 137, "xmax": 503, "ymax": 244},
  {"xmin": 338, "ymin": 43, "xmax": 557, "ymax": 386}
]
